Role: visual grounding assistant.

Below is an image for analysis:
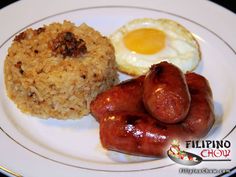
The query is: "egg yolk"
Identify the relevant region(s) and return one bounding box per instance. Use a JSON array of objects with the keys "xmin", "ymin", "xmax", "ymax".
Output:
[{"xmin": 123, "ymin": 28, "xmax": 166, "ymax": 55}]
